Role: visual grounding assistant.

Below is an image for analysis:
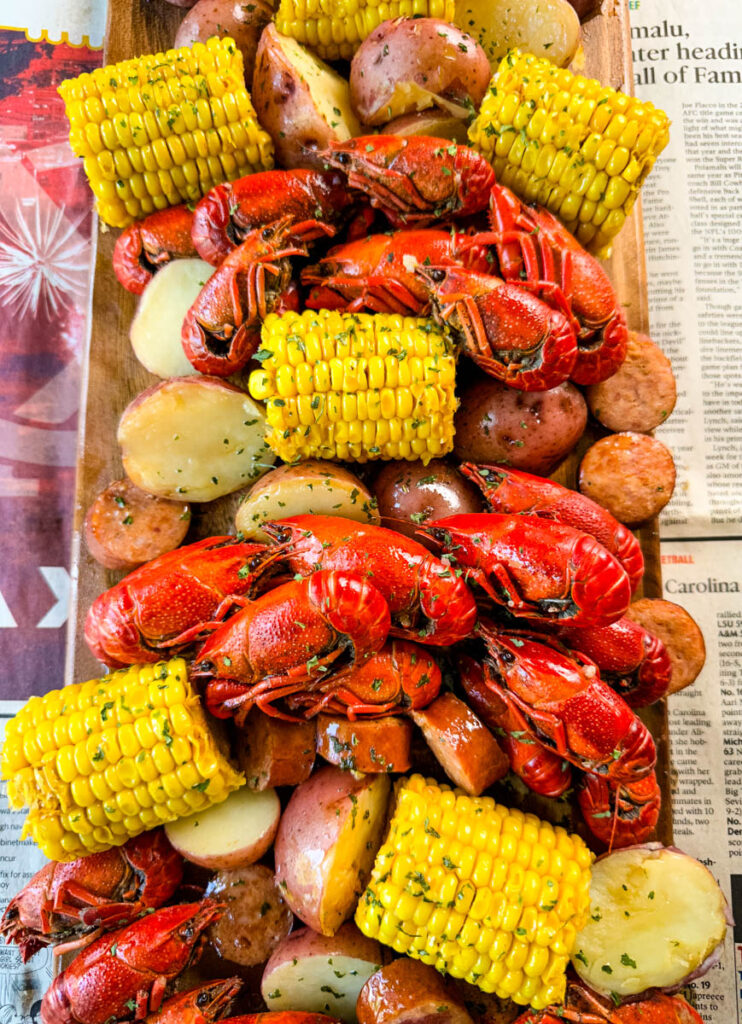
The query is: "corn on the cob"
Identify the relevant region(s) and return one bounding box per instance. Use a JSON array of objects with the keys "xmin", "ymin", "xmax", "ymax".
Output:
[
  {"xmin": 469, "ymin": 51, "xmax": 671, "ymax": 256},
  {"xmin": 275, "ymin": 0, "xmax": 456, "ymax": 60},
  {"xmin": 248, "ymin": 310, "xmax": 458, "ymax": 464},
  {"xmin": 356, "ymin": 775, "xmax": 593, "ymax": 1010},
  {"xmin": 1, "ymin": 659, "xmax": 244, "ymax": 862},
  {"xmin": 58, "ymin": 37, "xmax": 274, "ymax": 228}
]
